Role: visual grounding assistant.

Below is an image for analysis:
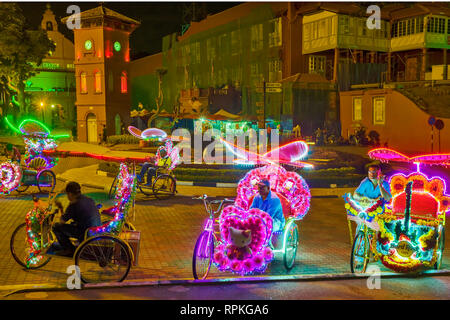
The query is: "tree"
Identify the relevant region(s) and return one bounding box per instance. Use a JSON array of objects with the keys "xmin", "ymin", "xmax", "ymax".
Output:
[
  {"xmin": 0, "ymin": 3, "xmax": 55, "ymax": 115},
  {"xmin": 147, "ymin": 68, "xmax": 167, "ymax": 128}
]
